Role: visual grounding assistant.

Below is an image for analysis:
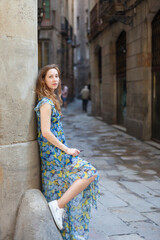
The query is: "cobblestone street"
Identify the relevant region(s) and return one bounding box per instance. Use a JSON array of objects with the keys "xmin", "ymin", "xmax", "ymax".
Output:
[{"xmin": 62, "ymin": 99, "xmax": 160, "ymax": 240}]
